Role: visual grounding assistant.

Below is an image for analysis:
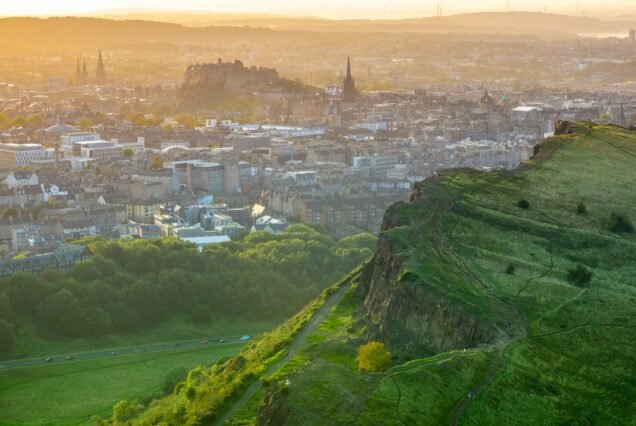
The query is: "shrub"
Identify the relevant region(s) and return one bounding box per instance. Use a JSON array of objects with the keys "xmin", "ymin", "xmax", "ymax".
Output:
[
  {"xmin": 505, "ymin": 264, "xmax": 516, "ymax": 275},
  {"xmin": 185, "ymin": 385, "xmax": 197, "ymax": 400},
  {"xmin": 517, "ymin": 199, "xmax": 530, "ymax": 209},
  {"xmin": 567, "ymin": 264, "xmax": 593, "ymax": 288},
  {"xmin": 112, "ymin": 400, "xmax": 143, "ymax": 423},
  {"xmin": 609, "ymin": 212, "xmax": 634, "ymax": 233},
  {"xmin": 163, "ymin": 367, "xmax": 189, "ymax": 394},
  {"xmin": 357, "ymin": 341, "xmax": 391, "ymax": 373},
  {"xmin": 576, "ymin": 201, "xmax": 587, "ymax": 215}
]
